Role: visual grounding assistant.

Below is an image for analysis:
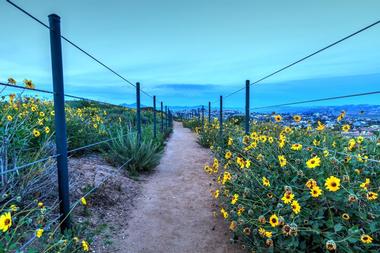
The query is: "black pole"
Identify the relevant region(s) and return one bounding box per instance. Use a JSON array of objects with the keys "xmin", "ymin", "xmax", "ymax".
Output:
[
  {"xmin": 161, "ymin": 102, "xmax": 164, "ymax": 132},
  {"xmin": 153, "ymin": 95, "xmax": 157, "ymax": 138},
  {"xmin": 136, "ymin": 82, "xmax": 141, "ymax": 144},
  {"xmin": 245, "ymin": 80, "xmax": 250, "ymax": 134},
  {"xmin": 219, "ymin": 95, "xmax": 223, "ymax": 138},
  {"xmin": 165, "ymin": 106, "xmax": 168, "ymax": 130},
  {"xmin": 201, "ymin": 105, "xmax": 205, "ymax": 131},
  {"xmin": 49, "ymin": 14, "xmax": 70, "ymax": 231},
  {"xmin": 208, "ymin": 101, "xmax": 211, "ymax": 124}
]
